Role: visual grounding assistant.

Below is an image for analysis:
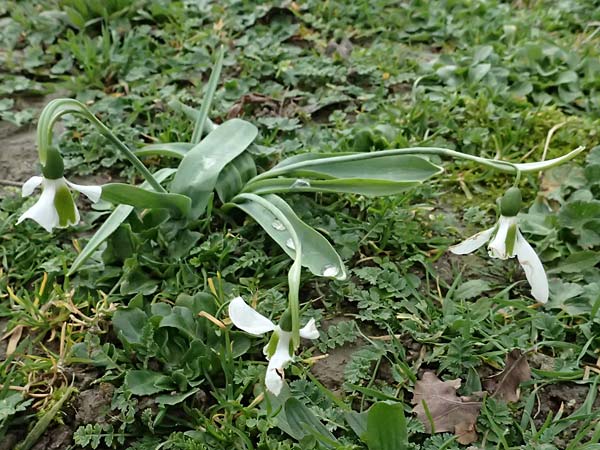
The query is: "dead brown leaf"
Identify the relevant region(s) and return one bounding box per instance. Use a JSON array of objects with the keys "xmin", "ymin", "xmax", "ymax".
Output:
[
  {"xmin": 487, "ymin": 349, "xmax": 531, "ymax": 402},
  {"xmin": 411, "ymin": 371, "xmax": 482, "ymax": 445},
  {"xmin": 2, "ymin": 324, "xmax": 23, "ymax": 357}
]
